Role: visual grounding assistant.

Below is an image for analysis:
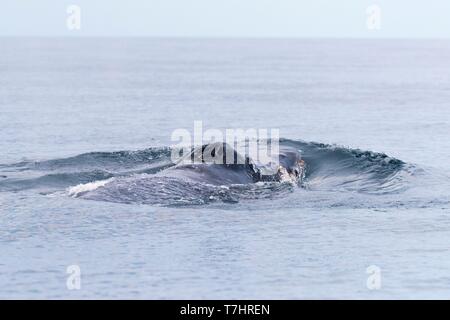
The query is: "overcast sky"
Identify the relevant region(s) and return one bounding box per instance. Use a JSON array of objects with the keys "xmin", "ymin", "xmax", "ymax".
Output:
[{"xmin": 1, "ymin": 0, "xmax": 450, "ymax": 38}]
